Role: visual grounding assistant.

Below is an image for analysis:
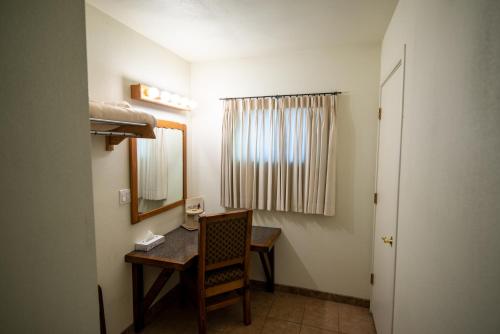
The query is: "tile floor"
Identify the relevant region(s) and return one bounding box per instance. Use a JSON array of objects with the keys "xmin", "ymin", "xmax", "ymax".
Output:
[{"xmin": 141, "ymin": 289, "xmax": 376, "ymax": 334}]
